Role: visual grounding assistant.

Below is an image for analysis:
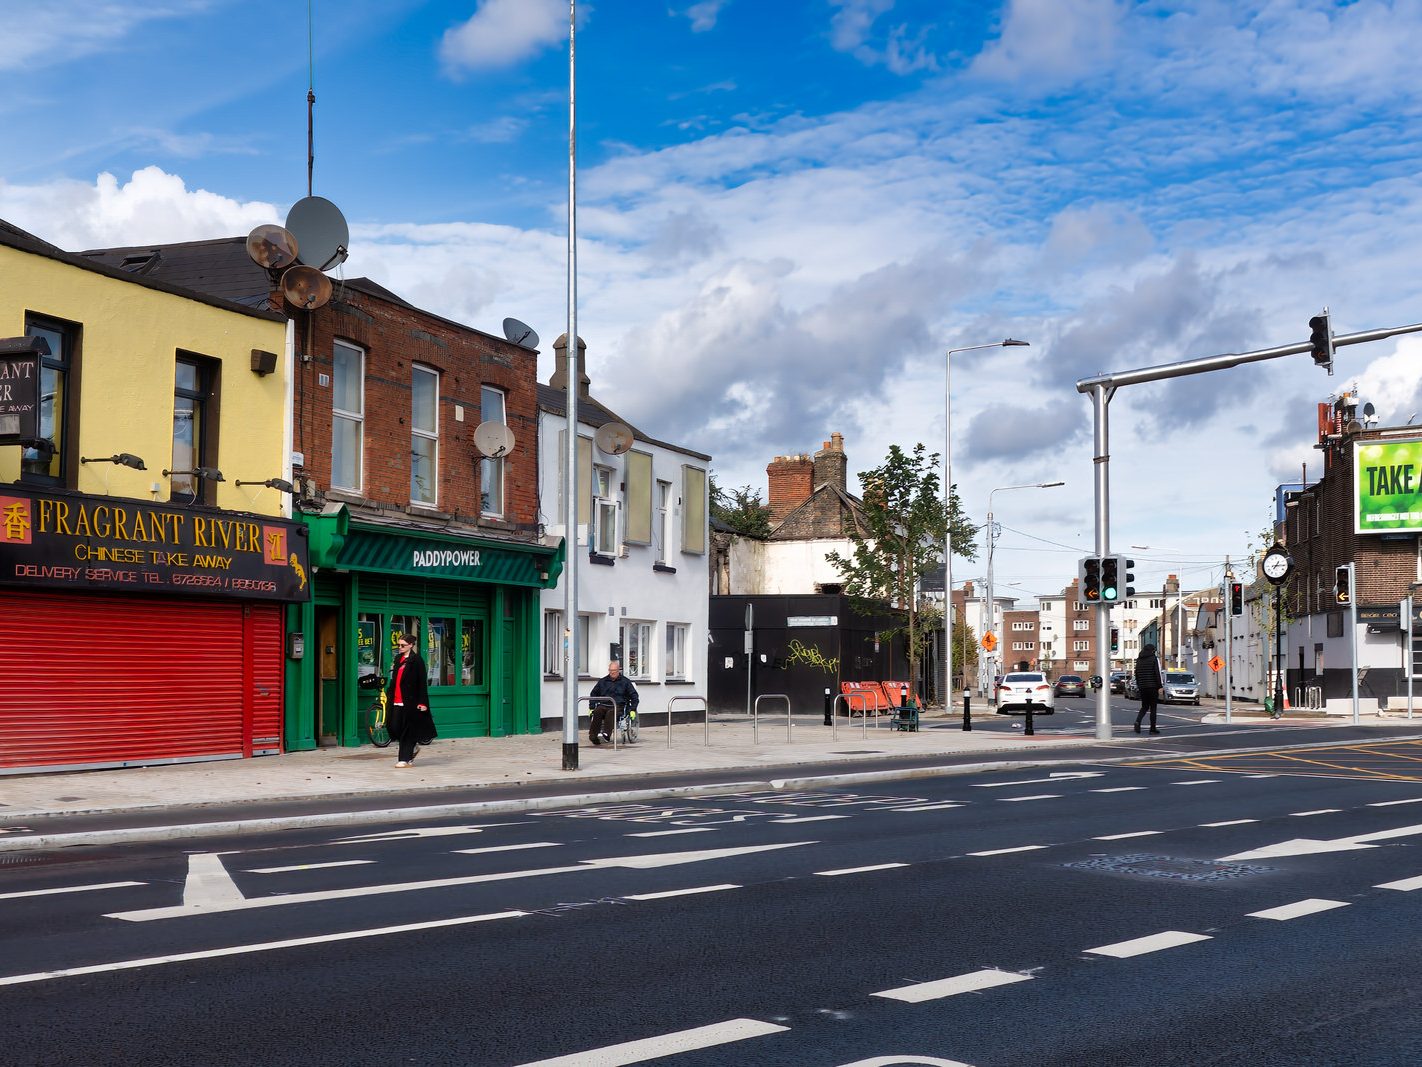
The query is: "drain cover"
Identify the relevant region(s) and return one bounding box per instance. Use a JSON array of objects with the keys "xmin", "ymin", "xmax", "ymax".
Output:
[{"xmin": 1063, "ymin": 852, "xmax": 1273, "ymax": 882}]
